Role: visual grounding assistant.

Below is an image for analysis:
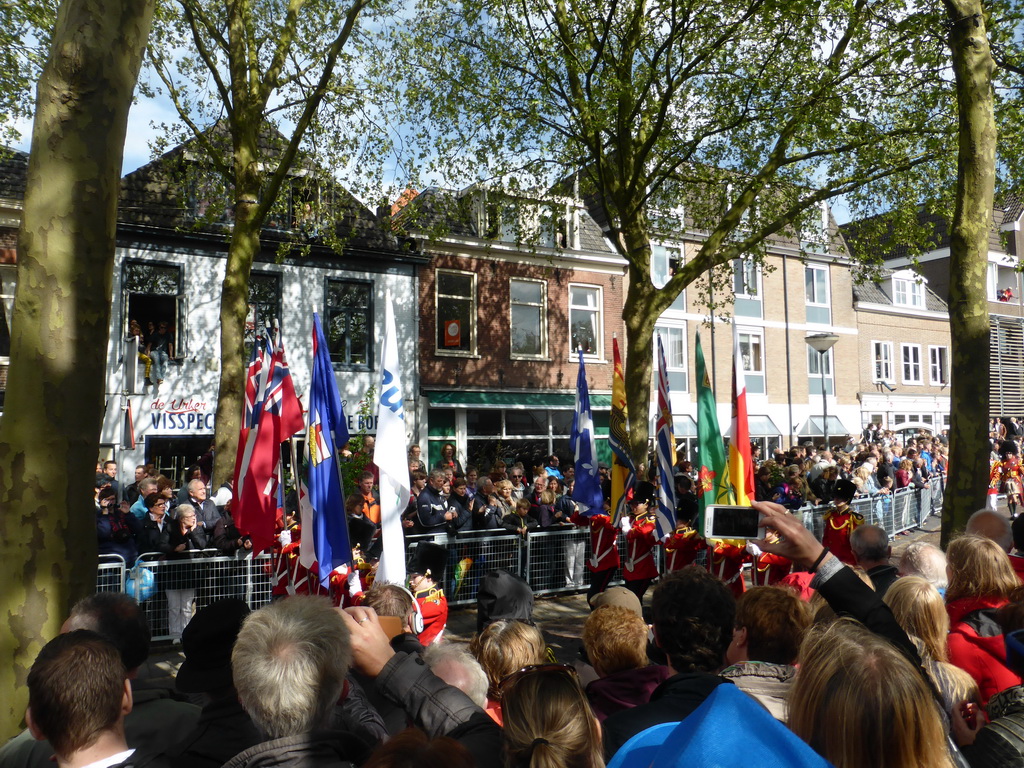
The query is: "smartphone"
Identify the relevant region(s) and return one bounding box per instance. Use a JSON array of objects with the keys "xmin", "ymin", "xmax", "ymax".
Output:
[{"xmin": 703, "ymin": 505, "xmax": 763, "ymax": 540}]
